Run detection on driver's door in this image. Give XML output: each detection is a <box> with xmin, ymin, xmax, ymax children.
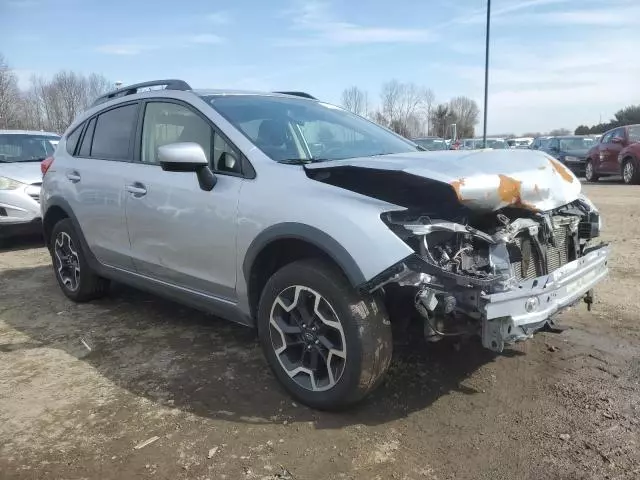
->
<box><xmin>124</xmin><ymin>100</ymin><xmax>244</xmax><ymax>301</ymax></box>
<box><xmin>602</xmin><ymin>128</ymin><xmax>626</xmax><ymax>174</ymax></box>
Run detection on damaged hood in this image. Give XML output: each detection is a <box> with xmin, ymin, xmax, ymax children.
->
<box><xmin>305</xmin><ymin>149</ymin><xmax>581</xmax><ymax>212</ymax></box>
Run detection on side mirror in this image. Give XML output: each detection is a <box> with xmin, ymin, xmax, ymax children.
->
<box><xmin>549</xmin><ymin>145</ymin><xmax>559</xmax><ymax>152</ymax></box>
<box><xmin>611</xmin><ymin>136</ymin><xmax>623</xmax><ymax>144</ymax></box>
<box><xmin>158</xmin><ymin>142</ymin><xmax>217</xmax><ymax>191</ymax></box>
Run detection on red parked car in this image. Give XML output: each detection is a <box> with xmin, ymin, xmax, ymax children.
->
<box><xmin>585</xmin><ymin>124</ymin><xmax>640</xmax><ymax>184</ymax></box>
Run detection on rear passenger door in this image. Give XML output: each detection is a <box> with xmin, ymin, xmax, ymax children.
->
<box><xmin>65</xmin><ymin>102</ymin><xmax>139</xmax><ymax>270</ymax></box>
<box><xmin>124</xmin><ymin>100</ymin><xmax>244</xmax><ymax>302</ymax></box>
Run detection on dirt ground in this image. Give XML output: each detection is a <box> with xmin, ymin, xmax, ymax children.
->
<box><xmin>1</xmin><ymin>181</ymin><xmax>639</xmax><ymax>480</ymax></box>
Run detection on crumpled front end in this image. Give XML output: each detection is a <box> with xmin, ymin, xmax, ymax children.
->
<box><xmin>367</xmin><ymin>195</ymin><xmax>610</xmax><ymax>352</ymax></box>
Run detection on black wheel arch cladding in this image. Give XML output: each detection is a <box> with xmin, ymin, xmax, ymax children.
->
<box><xmin>243</xmin><ymin>222</ymin><xmax>367</xmax><ymax>288</ymax></box>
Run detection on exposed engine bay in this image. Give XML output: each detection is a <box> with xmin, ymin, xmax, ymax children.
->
<box><xmin>368</xmin><ymin>197</ymin><xmax>606</xmax><ymax>351</ymax></box>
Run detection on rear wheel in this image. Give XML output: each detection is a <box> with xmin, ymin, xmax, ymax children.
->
<box><xmin>50</xmin><ymin>219</ymin><xmax>109</xmax><ymax>302</ymax></box>
<box><xmin>585</xmin><ymin>159</ymin><xmax>599</xmax><ymax>182</ymax></box>
<box><xmin>622</xmin><ymin>158</ymin><xmax>640</xmax><ymax>185</ymax></box>
<box><xmin>257</xmin><ymin>259</ymin><xmax>392</xmax><ymax>410</ymax></box>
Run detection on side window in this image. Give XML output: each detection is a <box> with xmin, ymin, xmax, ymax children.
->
<box><xmin>91</xmin><ymin>103</ymin><xmax>138</xmax><ymax>160</ymax></box>
<box><xmin>612</xmin><ymin>128</ymin><xmax>625</xmax><ymax>141</ymax></box>
<box><xmin>79</xmin><ymin>118</ymin><xmax>96</xmax><ymax>157</ymax></box>
<box><xmin>141</xmin><ymin>101</ymin><xmax>242</xmax><ymax>174</ymax></box>
<box><xmin>550</xmin><ymin>138</ymin><xmax>559</xmax><ymax>150</ymax></box>
<box><xmin>601</xmin><ymin>131</ymin><xmax>614</xmax><ymax>144</ymax></box>
<box><xmin>65</xmin><ymin>124</ymin><xmax>83</xmax><ymax>155</ymax></box>
<box><xmin>141</xmin><ymin>102</ymin><xmax>211</xmax><ymax>165</ymax></box>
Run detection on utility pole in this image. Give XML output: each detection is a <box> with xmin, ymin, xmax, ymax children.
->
<box><xmin>482</xmin><ymin>0</ymin><xmax>491</xmax><ymax>148</ymax></box>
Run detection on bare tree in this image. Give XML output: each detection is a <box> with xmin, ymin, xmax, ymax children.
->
<box><xmin>26</xmin><ymin>70</ymin><xmax>111</xmax><ymax>132</ymax></box>
<box><xmin>448</xmin><ymin>96</ymin><xmax>479</xmax><ymax>138</ymax></box>
<box><xmin>548</xmin><ymin>128</ymin><xmax>571</xmax><ymax>136</ymax></box>
<box><xmin>423</xmin><ymin>88</ymin><xmax>435</xmax><ymax>135</ymax></box>
<box><xmin>341</xmin><ymin>86</ymin><xmax>369</xmax><ymax>116</ymax></box>
<box><xmin>0</xmin><ymin>54</ymin><xmax>22</xmax><ymax>129</ymax></box>
<box><xmin>379</xmin><ymin>80</ymin><xmax>432</xmax><ymax>137</ymax></box>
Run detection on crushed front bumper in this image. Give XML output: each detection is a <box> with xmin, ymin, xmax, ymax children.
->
<box><xmin>480</xmin><ymin>243</ymin><xmax>610</xmax><ymax>351</ymax></box>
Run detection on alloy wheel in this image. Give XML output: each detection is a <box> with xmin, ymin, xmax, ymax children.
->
<box><xmin>585</xmin><ymin>161</ymin><xmax>594</xmax><ymax>181</ymax></box>
<box><xmin>54</xmin><ymin>232</ymin><xmax>81</xmax><ymax>291</ymax></box>
<box><xmin>623</xmin><ymin>161</ymin><xmax>634</xmax><ymax>184</ymax></box>
<box><xmin>269</xmin><ymin>285</ymin><xmax>347</xmax><ymax>392</ymax></box>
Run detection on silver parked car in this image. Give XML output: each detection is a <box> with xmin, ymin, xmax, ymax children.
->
<box><xmin>0</xmin><ymin>130</ymin><xmax>60</xmax><ymax>239</ymax></box>
<box><xmin>41</xmin><ymin>80</ymin><xmax>610</xmax><ymax>409</ymax></box>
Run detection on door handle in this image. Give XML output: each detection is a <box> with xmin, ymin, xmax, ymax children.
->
<box><xmin>125</xmin><ymin>182</ymin><xmax>147</xmax><ymax>197</ymax></box>
<box><xmin>66</xmin><ymin>171</ymin><xmax>81</xmax><ymax>183</ymax></box>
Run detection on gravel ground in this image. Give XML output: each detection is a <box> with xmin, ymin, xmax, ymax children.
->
<box><xmin>1</xmin><ymin>181</ymin><xmax>639</xmax><ymax>480</ymax></box>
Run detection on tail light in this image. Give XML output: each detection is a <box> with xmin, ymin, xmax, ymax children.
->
<box><xmin>41</xmin><ymin>156</ymin><xmax>54</xmax><ymax>176</ymax></box>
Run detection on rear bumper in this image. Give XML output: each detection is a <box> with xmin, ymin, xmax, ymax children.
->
<box><xmin>480</xmin><ymin>243</ymin><xmax>610</xmax><ymax>351</ymax></box>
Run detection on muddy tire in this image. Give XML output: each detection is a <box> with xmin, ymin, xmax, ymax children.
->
<box><xmin>257</xmin><ymin>259</ymin><xmax>392</xmax><ymax>410</ymax></box>
<box><xmin>622</xmin><ymin>158</ymin><xmax>640</xmax><ymax>185</ymax></box>
<box><xmin>50</xmin><ymin>218</ymin><xmax>109</xmax><ymax>302</ymax></box>
<box><xmin>585</xmin><ymin>159</ymin><xmax>599</xmax><ymax>182</ymax></box>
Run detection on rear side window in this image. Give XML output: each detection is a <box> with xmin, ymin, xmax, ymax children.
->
<box><xmin>66</xmin><ymin>125</ymin><xmax>83</xmax><ymax>155</ymax></box>
<box><xmin>91</xmin><ymin>103</ymin><xmax>138</xmax><ymax>160</ymax></box>
<box><xmin>79</xmin><ymin>118</ymin><xmax>96</xmax><ymax>157</ymax></box>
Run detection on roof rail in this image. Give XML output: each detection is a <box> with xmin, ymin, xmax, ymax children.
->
<box><xmin>91</xmin><ymin>79</ymin><xmax>192</xmax><ymax>107</ymax></box>
<box><xmin>274</xmin><ymin>91</ymin><xmax>317</xmax><ymax>100</ymax></box>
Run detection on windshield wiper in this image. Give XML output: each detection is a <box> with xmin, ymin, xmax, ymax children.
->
<box><xmin>277</xmin><ymin>158</ymin><xmax>328</xmax><ymax>165</ymax></box>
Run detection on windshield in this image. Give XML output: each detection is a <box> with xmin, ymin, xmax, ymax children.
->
<box><xmin>414</xmin><ymin>138</ymin><xmax>446</xmax><ymax>151</ymax></box>
<box><xmin>558</xmin><ymin>137</ymin><xmax>595</xmax><ymax>150</ymax></box>
<box><xmin>628</xmin><ymin>126</ymin><xmax>640</xmax><ymax>143</ymax></box>
<box><xmin>203</xmin><ymin>95</ymin><xmax>419</xmax><ymax>162</ymax></box>
<box><xmin>0</xmin><ymin>134</ymin><xmax>59</xmax><ymax>163</ymax></box>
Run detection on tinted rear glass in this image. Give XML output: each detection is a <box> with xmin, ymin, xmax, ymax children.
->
<box><xmin>66</xmin><ymin>125</ymin><xmax>83</xmax><ymax>155</ymax></box>
<box><xmin>79</xmin><ymin>118</ymin><xmax>96</xmax><ymax>157</ymax></box>
<box><xmin>91</xmin><ymin>104</ymin><xmax>138</xmax><ymax>160</ymax></box>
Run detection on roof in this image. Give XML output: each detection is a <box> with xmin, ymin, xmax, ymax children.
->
<box><xmin>0</xmin><ymin>129</ymin><xmax>60</xmax><ymax>137</ymax></box>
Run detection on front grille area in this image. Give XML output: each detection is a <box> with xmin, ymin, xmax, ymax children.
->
<box><xmin>511</xmin><ymin>219</ymin><xmax>572</xmax><ymax>281</ymax></box>
<box><xmin>546</xmin><ymin>225</ymin><xmax>569</xmax><ymax>273</ymax></box>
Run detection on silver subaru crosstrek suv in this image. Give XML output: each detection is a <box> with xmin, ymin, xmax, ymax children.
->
<box><xmin>41</xmin><ymin>80</ymin><xmax>610</xmax><ymax>409</ymax></box>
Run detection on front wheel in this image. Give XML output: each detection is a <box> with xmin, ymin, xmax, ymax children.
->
<box><xmin>257</xmin><ymin>259</ymin><xmax>393</xmax><ymax>410</ymax></box>
<box><xmin>622</xmin><ymin>159</ymin><xmax>640</xmax><ymax>185</ymax></box>
<box><xmin>585</xmin><ymin>159</ymin><xmax>599</xmax><ymax>182</ymax></box>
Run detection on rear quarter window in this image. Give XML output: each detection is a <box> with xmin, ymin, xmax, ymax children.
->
<box><xmin>65</xmin><ymin>125</ymin><xmax>83</xmax><ymax>155</ymax></box>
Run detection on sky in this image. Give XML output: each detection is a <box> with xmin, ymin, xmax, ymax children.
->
<box><xmin>1</xmin><ymin>0</ymin><xmax>638</xmax><ymax>135</ymax></box>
